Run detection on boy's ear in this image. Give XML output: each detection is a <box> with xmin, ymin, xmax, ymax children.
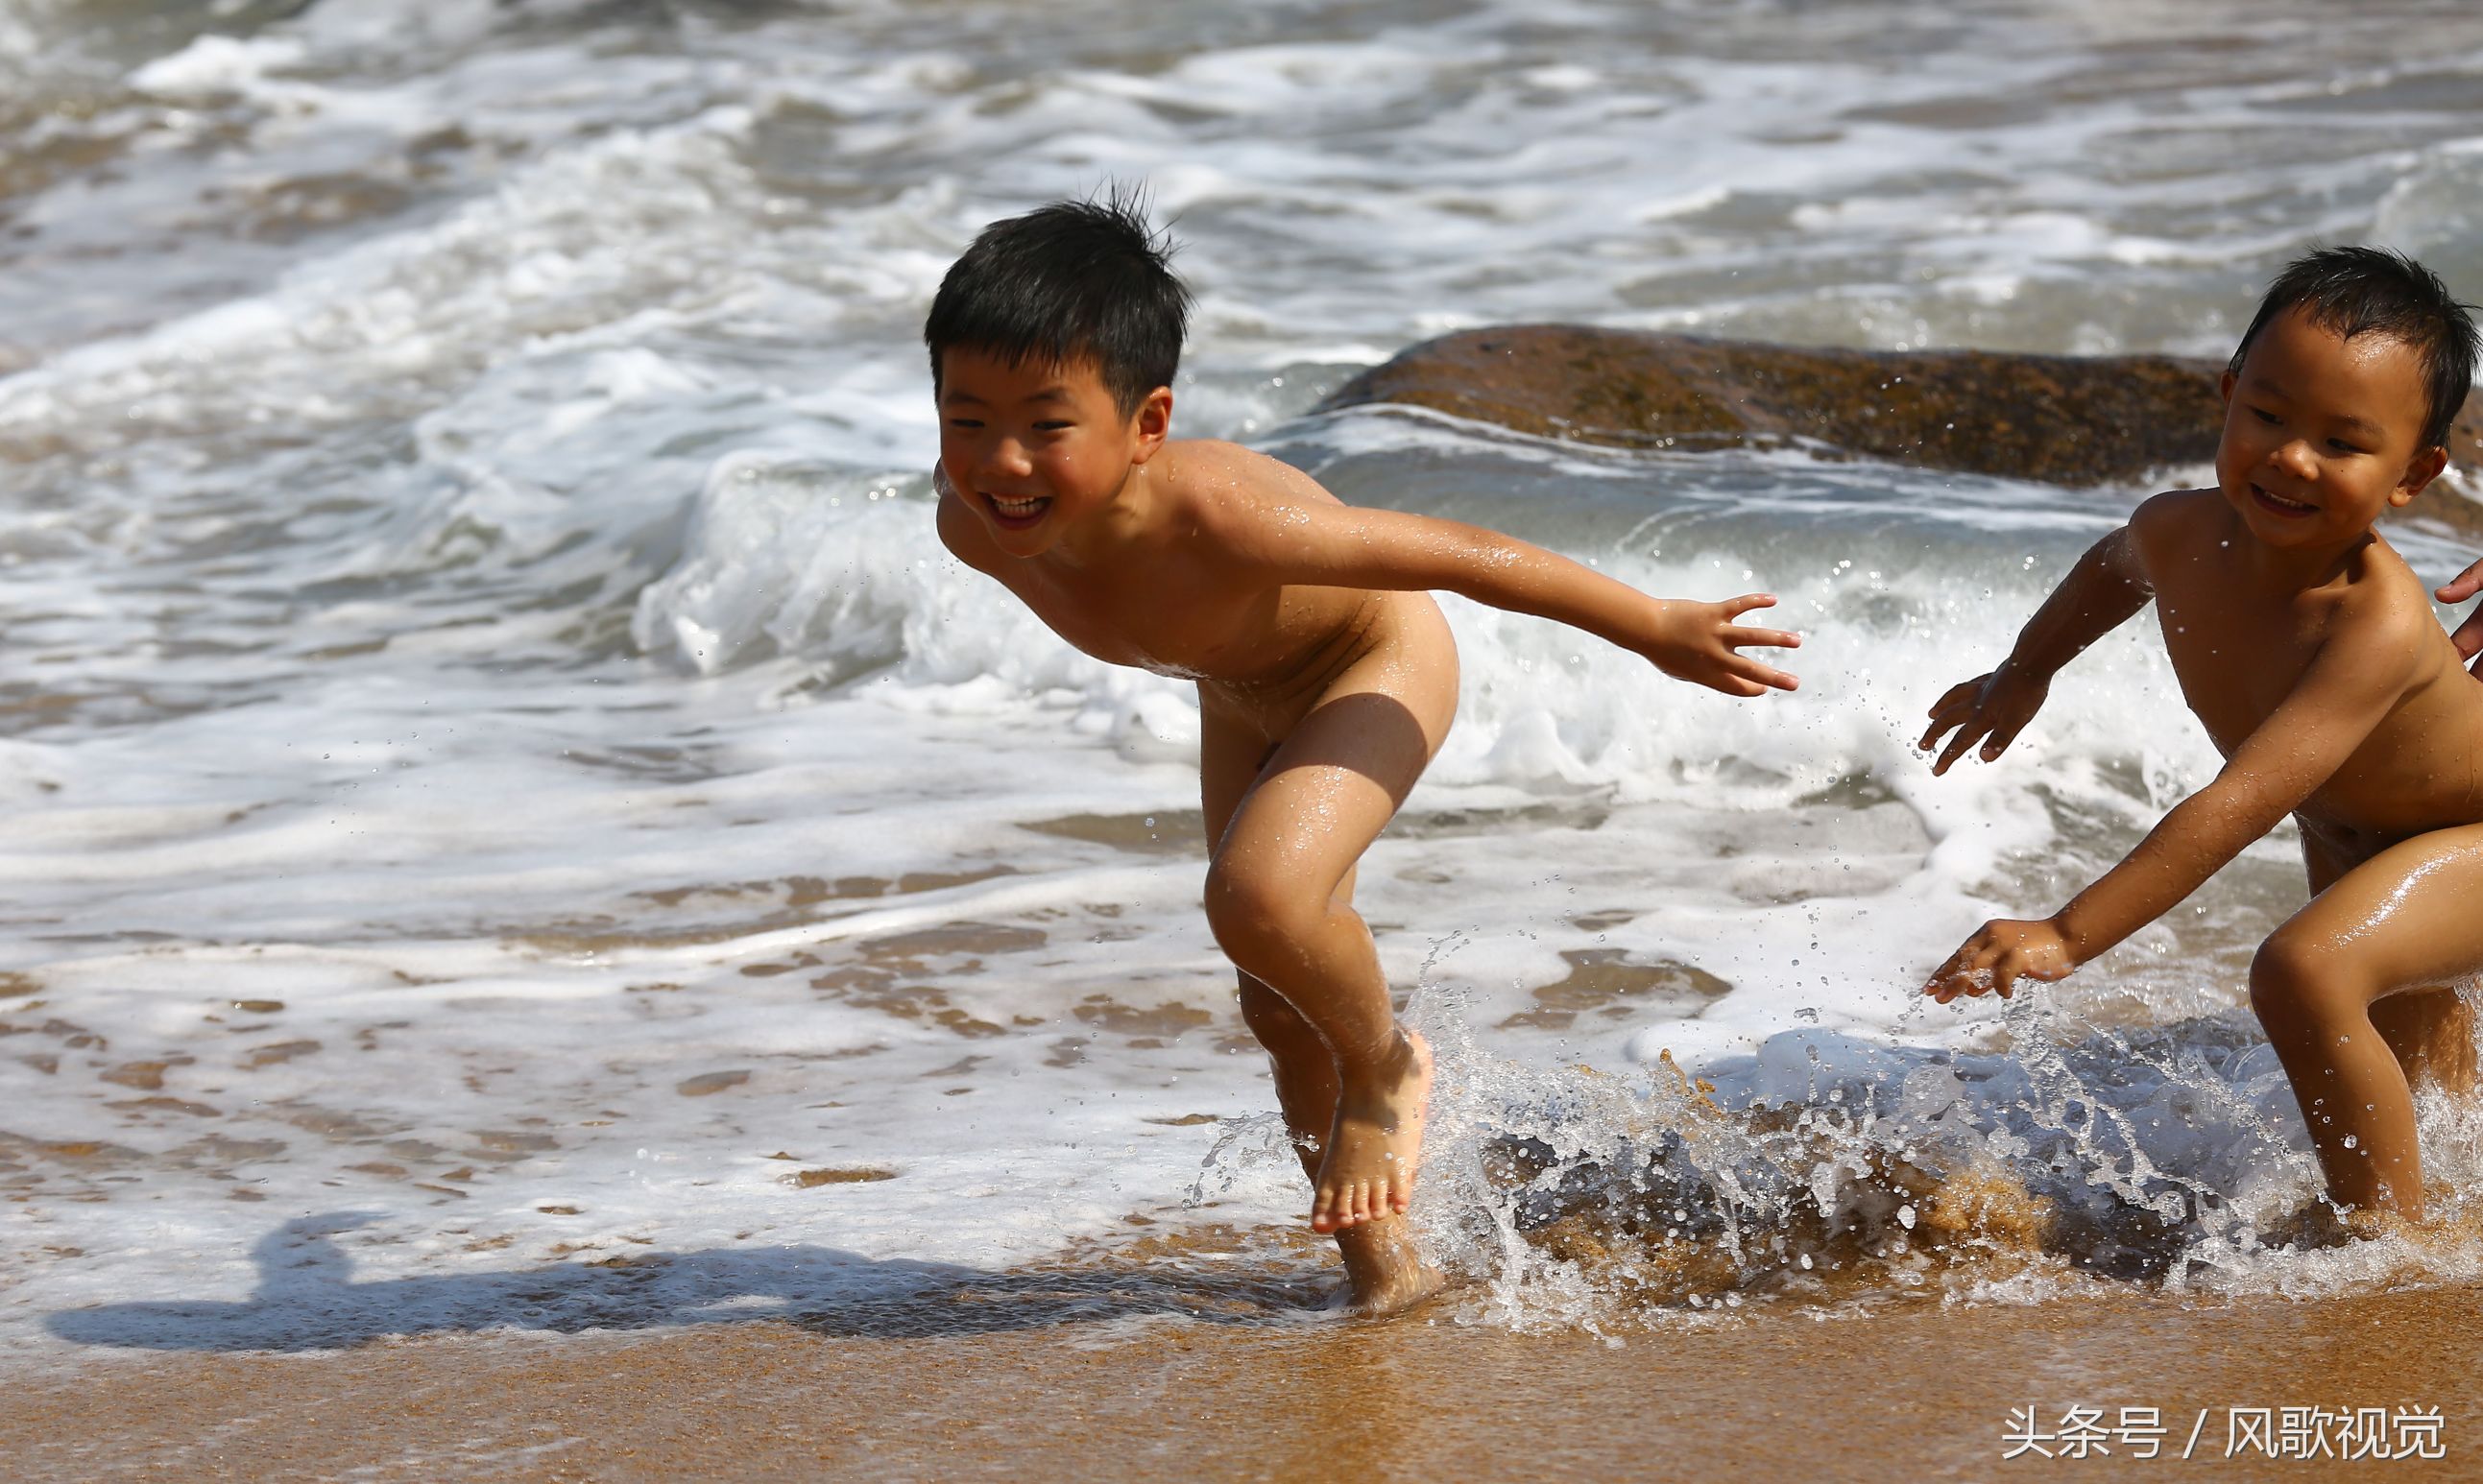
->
<box><xmin>2393</xmin><ymin>443</ymin><xmax>2449</xmax><ymax>506</ymax></box>
<box><xmin>1129</xmin><ymin>385</ymin><xmax>1173</xmax><ymax>465</ymax></box>
<box><xmin>2218</xmin><ymin>368</ymin><xmax>2236</xmax><ymax>407</ymax></box>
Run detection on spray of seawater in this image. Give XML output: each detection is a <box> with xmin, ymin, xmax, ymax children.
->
<box><xmin>1182</xmin><ymin>965</ymin><xmax>2483</xmax><ymax>1332</ymax></box>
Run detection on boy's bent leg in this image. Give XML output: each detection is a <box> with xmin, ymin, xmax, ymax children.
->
<box><xmin>2253</xmin><ymin>824</ymin><xmax>2483</xmax><ymax>1217</ymax></box>
<box><xmin>2371</xmin><ymin>990</ymin><xmax>2477</xmax><ymax>1097</ymax></box>
<box><xmin>1202</xmin><ymin>707</ymin><xmax>1341</xmax><ymax>1169</ymax></box>
<box><xmin>1203</xmin><ymin>704</ymin><xmax>1443</xmax><ymax>1311</ymax></box>
<box><xmin>1201</xmin><ymin>632</ymin><xmax>1457</xmax><ymax>1236</ymax></box>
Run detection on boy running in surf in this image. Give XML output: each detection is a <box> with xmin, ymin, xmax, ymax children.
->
<box><xmin>1921</xmin><ymin>247</ymin><xmax>2482</xmax><ymax>1223</ymax></box>
<box><xmin>927</xmin><ymin>196</ymin><xmax>1800</xmax><ymax>1311</ymax></box>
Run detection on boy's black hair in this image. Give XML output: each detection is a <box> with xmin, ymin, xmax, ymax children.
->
<box><xmin>926</xmin><ymin>189</ymin><xmax>1191</xmax><ymax>418</ymax></box>
<box><xmin>2229</xmin><ymin>245</ymin><xmax>2479</xmax><ymax>452</ymax></box>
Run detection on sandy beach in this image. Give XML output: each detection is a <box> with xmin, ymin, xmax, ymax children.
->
<box><xmin>8</xmin><ymin>1274</ymin><xmax>2477</xmax><ymax>1481</ymax></box>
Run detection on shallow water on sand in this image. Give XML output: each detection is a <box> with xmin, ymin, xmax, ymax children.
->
<box><xmin>6</xmin><ymin>0</ymin><xmax>2483</xmax><ymax>1368</ymax></box>
<box><xmin>13</xmin><ymin>1284</ymin><xmax>2483</xmax><ymax>1480</ymax></box>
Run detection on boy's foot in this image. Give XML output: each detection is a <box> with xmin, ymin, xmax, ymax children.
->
<box><xmin>1337</xmin><ymin>1217</ymin><xmax>1446</xmax><ymax>1317</ymax></box>
<box><xmin>1310</xmin><ymin>1029</ymin><xmax>1433</xmax><ymax>1234</ymax></box>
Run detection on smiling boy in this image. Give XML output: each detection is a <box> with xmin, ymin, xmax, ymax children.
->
<box><xmin>1920</xmin><ymin>247</ymin><xmax>2483</xmax><ymax>1222</ymax></box>
<box><xmin>926</xmin><ymin>197</ymin><xmax>1800</xmax><ymax>1311</ymax></box>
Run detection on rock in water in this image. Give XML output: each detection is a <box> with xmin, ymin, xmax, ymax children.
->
<box><xmin>1314</xmin><ymin>325</ymin><xmax>2483</xmax><ymax>494</ymax></box>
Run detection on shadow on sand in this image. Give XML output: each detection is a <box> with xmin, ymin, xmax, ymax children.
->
<box><xmin>48</xmin><ymin>1213</ymin><xmax>1330</xmax><ymax>1352</ymax></box>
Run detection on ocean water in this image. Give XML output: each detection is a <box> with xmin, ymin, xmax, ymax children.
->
<box><xmin>6</xmin><ymin>0</ymin><xmax>2483</xmax><ymax>1353</ymax></box>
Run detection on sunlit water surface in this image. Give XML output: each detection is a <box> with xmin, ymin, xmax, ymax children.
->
<box><xmin>6</xmin><ymin>0</ymin><xmax>2483</xmax><ymax>1352</ymax></box>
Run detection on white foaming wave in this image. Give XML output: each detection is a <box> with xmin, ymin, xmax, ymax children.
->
<box><xmin>632</xmin><ymin>451</ymin><xmax>932</xmax><ymax>681</ymax></box>
<box><xmin>2375</xmin><ymin>134</ymin><xmax>2483</xmax><ymax>291</ymax></box>
<box><xmin>633</xmin><ymin>440</ymin><xmax>2217</xmax><ymax>851</ymax></box>
<box><xmin>0</xmin><ymin>108</ymin><xmax>758</xmax><ymax>448</ymax></box>
<box><xmin>125</xmin><ymin>33</ymin><xmax>306</xmax><ymax>97</ymax></box>
<box><xmin>631</xmin><ymin>457</ymin><xmax>1199</xmax><ymax>750</ymax></box>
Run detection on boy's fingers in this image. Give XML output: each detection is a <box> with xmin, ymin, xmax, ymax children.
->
<box><xmin>1933</xmin><ymin>723</ymin><xmax>1989</xmax><ymax>776</ymax></box>
<box><xmin>1922</xmin><ymin>677</ymin><xmax>1988</xmax><ymax>730</ymax></box>
<box><xmin>1920</xmin><ymin>689</ymin><xmax>1982</xmax><ymax>751</ymax></box>
<box><xmin>1724</xmin><ymin>626</ymin><xmax>1801</xmax><ymax>650</ymax></box>
<box><xmin>1723</xmin><ymin>592</ymin><xmax>1778</xmax><ymax>616</ymax></box>
<box><xmin>2451</xmin><ymin>610</ymin><xmax>2483</xmax><ymax>661</ymax></box>
<box><xmin>2436</xmin><ymin>559</ymin><xmax>2483</xmax><ymax>603</ymax></box>
<box><xmin>1989</xmin><ymin>957</ymin><xmax>2018</xmax><ymax>997</ymax></box>
<box><xmin>1734</xmin><ymin>658</ymin><xmax>1799</xmax><ymax>690</ymax></box>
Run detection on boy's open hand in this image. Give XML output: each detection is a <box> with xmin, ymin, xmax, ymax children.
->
<box><xmin>1922</xmin><ymin>917</ymin><xmax>2077</xmax><ymax>1003</ymax></box>
<box><xmin>1642</xmin><ymin>593</ymin><xmax>1800</xmax><ymax>697</ymax></box>
<box><xmin>1920</xmin><ymin>663</ymin><xmax>2049</xmax><ymax>775</ymax></box>
<box><xmin>2435</xmin><ymin>558</ymin><xmax>2483</xmax><ymax>676</ymax></box>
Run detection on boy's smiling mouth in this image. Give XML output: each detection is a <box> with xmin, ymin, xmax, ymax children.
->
<box><xmin>2248</xmin><ymin>482</ymin><xmax>2318</xmax><ymax>518</ymax></box>
<box><xmin>985</xmin><ymin>491</ymin><xmax>1052</xmax><ymax>529</ymax></box>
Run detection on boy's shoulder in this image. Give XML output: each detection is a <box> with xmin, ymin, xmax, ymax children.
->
<box><xmin>1161</xmin><ymin>437</ymin><xmax>1322</xmax><ymax>491</ymax></box>
<box><xmin>2328</xmin><ymin>534</ymin><xmax>2443</xmax><ymax>637</ymax></box>
<box><xmin>1156</xmin><ymin>439</ymin><xmax>1339</xmax><ymax>528</ymax></box>
<box><xmin>2128</xmin><ymin>486</ymin><xmax>2221</xmax><ymax>539</ymax></box>
<box><xmin>2122</xmin><ymin>487</ymin><xmax>2223</xmax><ymax>574</ymax></box>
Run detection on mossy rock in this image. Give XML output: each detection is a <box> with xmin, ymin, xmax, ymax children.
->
<box><xmin>1314</xmin><ymin>326</ymin><xmax>2483</xmax><ymax>528</ymax></box>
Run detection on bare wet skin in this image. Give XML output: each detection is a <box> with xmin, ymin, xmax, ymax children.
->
<box><xmin>9</xmin><ymin>1282</ymin><xmax>2480</xmax><ymax>1481</ymax></box>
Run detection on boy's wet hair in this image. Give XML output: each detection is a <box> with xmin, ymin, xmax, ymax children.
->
<box><xmin>2230</xmin><ymin>245</ymin><xmax>2479</xmax><ymax>451</ymax></box>
<box><xmin>926</xmin><ymin>189</ymin><xmax>1192</xmax><ymax>418</ymax></box>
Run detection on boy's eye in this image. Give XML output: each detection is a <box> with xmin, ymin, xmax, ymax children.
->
<box><xmin>1033</xmin><ymin>420</ymin><xmax>1073</xmax><ymax>432</ymax></box>
<box><xmin>2326</xmin><ymin>440</ymin><xmax>2365</xmax><ymax>456</ymax></box>
<box><xmin>946</xmin><ymin>418</ymin><xmax>985</xmax><ymax>429</ymax></box>
<box><xmin>2249</xmin><ymin>407</ymin><xmax>2279</xmax><ymax>425</ymax></box>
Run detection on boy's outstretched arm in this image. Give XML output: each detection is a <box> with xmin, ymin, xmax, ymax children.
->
<box><xmin>1922</xmin><ymin>610</ymin><xmax>2423</xmax><ymax>1002</ymax></box>
<box><xmin>1227</xmin><ymin>477</ymin><xmax>1798</xmax><ymax>696</ymax></box>
<box><xmin>1919</xmin><ymin>522</ymin><xmax>2155</xmax><ymax>775</ymax></box>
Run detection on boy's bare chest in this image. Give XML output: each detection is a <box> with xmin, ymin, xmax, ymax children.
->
<box><xmin>2156</xmin><ymin>573</ymin><xmax>2483</xmax><ymax>833</ymax></box>
<box><xmin>1001</xmin><ymin>560</ymin><xmax>1354</xmax><ymax>685</ymax></box>
<box><xmin>2153</xmin><ymin>585</ymin><xmax>2320</xmax><ymax>755</ymax></box>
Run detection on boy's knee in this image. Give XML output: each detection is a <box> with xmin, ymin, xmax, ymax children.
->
<box><xmin>2249</xmin><ymin>932</ymin><xmax>2359</xmax><ymax>1029</ymax></box>
<box><xmin>1203</xmin><ymin>862</ymin><xmax>1321</xmax><ymax>974</ymax></box>
<box><xmin>1234</xmin><ymin>975</ymin><xmax>1309</xmax><ymax>1040</ymax></box>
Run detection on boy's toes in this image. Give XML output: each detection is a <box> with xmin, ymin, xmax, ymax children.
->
<box><xmin>1311</xmin><ymin>1188</ymin><xmax>1342</xmax><ymax>1233</ymax></box>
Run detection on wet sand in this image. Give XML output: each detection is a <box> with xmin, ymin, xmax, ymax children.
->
<box><xmin>8</xmin><ymin>1281</ymin><xmax>2478</xmax><ymax>1481</ymax></box>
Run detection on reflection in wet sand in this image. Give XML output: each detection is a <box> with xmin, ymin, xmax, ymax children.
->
<box><xmin>1497</xmin><ymin>949</ymin><xmax>1731</xmax><ymax>1031</ymax></box>
<box><xmin>1021</xmin><ymin>810</ymin><xmax>1205</xmax><ymax>855</ymax></box>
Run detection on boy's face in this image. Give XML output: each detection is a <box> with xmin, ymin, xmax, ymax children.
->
<box><xmin>2216</xmin><ymin>305</ymin><xmax>2447</xmax><ymax>550</ymax></box>
<box><xmin>937</xmin><ymin>347</ymin><xmax>1169</xmax><ymax>559</ymax></box>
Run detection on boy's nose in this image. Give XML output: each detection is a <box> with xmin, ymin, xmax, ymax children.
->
<box><xmin>979</xmin><ymin>438</ymin><xmax>1034</xmax><ymax>479</ymax></box>
<box><xmin>2271</xmin><ymin>439</ymin><xmax>2320</xmax><ymax>480</ymax></box>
